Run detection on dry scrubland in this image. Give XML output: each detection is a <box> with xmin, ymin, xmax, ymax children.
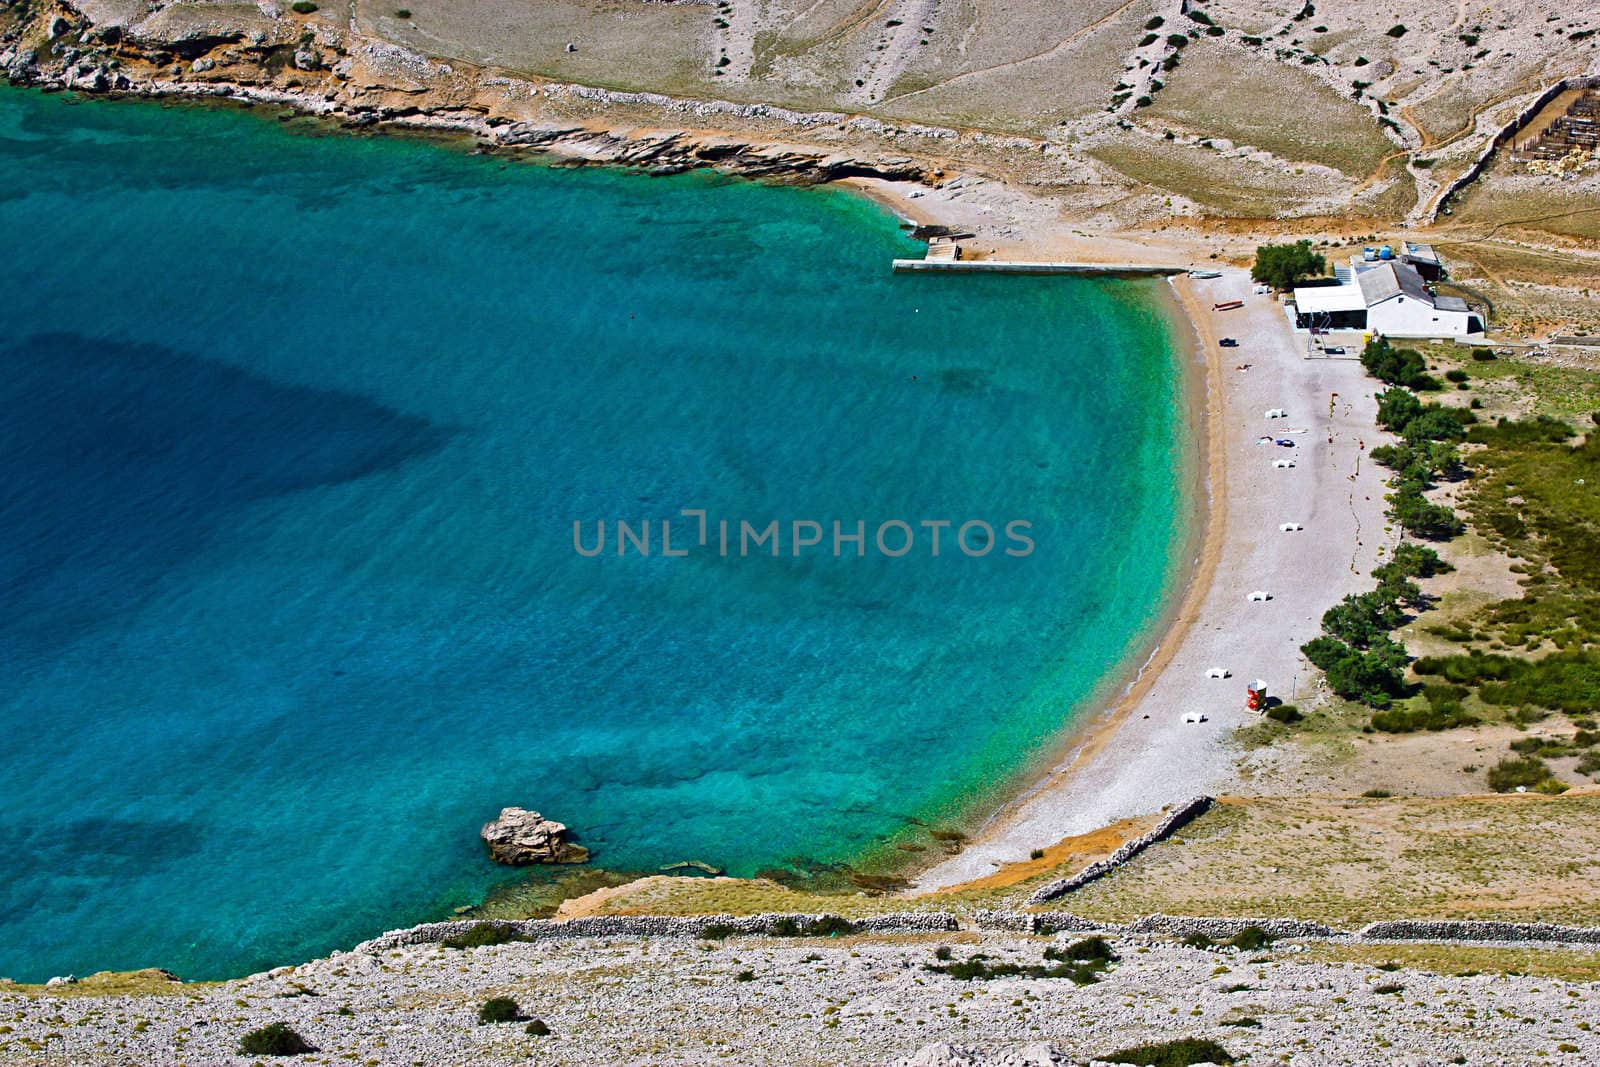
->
<box><xmin>1052</xmin><ymin>794</ymin><xmax>1600</xmax><ymax>926</ymax></box>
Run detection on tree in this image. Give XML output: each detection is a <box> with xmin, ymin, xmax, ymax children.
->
<box><xmin>1251</xmin><ymin>240</ymin><xmax>1327</xmax><ymax>289</ymax></box>
<box><xmin>1389</xmin><ymin>491</ymin><xmax>1466</xmax><ymax>540</ymax></box>
<box><xmin>1324</xmin><ymin>635</ymin><xmax>1410</xmax><ymax>706</ymax></box>
<box><xmin>1321</xmin><ymin>593</ymin><xmax>1399</xmax><ymax>648</ymax></box>
<box><xmin>1401</xmin><ymin>407</ymin><xmax>1469</xmax><ymax>444</ymax></box>
<box><xmin>1373</xmin><ymin>542</ymin><xmax>1452</xmax><ymax>582</ymax></box>
<box><xmin>1361</xmin><ymin>336</ymin><xmax>1431</xmax><ymax>389</ymax></box>
<box><xmin>1375</xmin><ymin>388</ymin><xmax>1423</xmax><ymax>432</ymax></box>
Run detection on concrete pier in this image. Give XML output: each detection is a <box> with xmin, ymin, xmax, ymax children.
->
<box><xmin>892</xmin><ymin>258</ymin><xmax>1187</xmax><ymax>277</ymax></box>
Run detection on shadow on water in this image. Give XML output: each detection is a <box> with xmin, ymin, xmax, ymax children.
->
<box><xmin>0</xmin><ymin>331</ymin><xmax>451</xmax><ymax>656</ymax></box>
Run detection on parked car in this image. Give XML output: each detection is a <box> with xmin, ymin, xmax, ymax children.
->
<box><xmin>1219</xmin><ymin>337</ymin><xmax>1239</xmax><ymax>347</ymax></box>
<box><xmin>1275</xmin><ymin>439</ymin><xmax>1295</xmax><ymax>447</ymax></box>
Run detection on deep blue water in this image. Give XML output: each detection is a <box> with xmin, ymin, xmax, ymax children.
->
<box><xmin>0</xmin><ymin>86</ymin><xmax>1189</xmax><ymax>982</ymax></box>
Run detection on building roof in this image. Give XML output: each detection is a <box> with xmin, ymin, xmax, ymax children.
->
<box><xmin>1357</xmin><ymin>262</ymin><xmax>1433</xmax><ymax>306</ymax></box>
<box><xmin>1402</xmin><ymin>242</ymin><xmax>1440</xmax><ymax>265</ymax></box>
<box><xmin>1434</xmin><ymin>295</ymin><xmax>1469</xmax><ymax>312</ymax></box>
<box><xmin>1292</xmin><ymin>284</ymin><xmax>1367</xmax><ymax>314</ymax></box>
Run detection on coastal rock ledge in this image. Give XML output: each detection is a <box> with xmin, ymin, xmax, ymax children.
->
<box><xmin>479</xmin><ymin>807</ymin><xmax>590</xmax><ymax>866</ymax></box>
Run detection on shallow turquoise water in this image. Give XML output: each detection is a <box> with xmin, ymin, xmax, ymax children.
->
<box><xmin>0</xmin><ymin>87</ymin><xmax>1189</xmax><ymax>982</ymax></box>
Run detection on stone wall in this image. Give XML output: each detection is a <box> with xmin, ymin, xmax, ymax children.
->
<box><xmin>1359</xmin><ymin>920</ymin><xmax>1600</xmax><ymax>945</ymax></box>
<box><xmin>1024</xmin><ymin>795</ymin><xmax>1214</xmax><ymax>905</ymax></box>
<box><xmin>351</xmin><ymin>911</ymin><xmax>960</xmax><ymax>954</ymax></box>
<box><xmin>1126</xmin><ymin>914</ymin><xmax>1344</xmax><ymax>940</ymax></box>
<box><xmin>972</xmin><ymin>910</ymin><xmax>1109</xmax><ymax>935</ymax></box>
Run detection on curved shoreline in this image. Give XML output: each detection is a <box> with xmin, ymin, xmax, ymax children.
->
<box><xmin>1</xmin><ymin>34</ymin><xmax>1389</xmax><ymax>972</ymax></box>
<box><xmin>904</xmin><ymin>273</ymin><xmax>1226</xmax><ymax>892</ymax></box>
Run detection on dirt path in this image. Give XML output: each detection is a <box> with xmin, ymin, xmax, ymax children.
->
<box><xmin>848</xmin><ymin>0</ymin><xmax>943</xmax><ymax>103</ymax></box>
<box><xmin>876</xmin><ymin>0</ymin><xmax>1144</xmax><ymax>107</ymax></box>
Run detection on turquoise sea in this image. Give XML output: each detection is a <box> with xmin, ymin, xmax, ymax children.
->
<box><xmin>0</xmin><ymin>86</ymin><xmax>1189</xmax><ymax>982</ymax></box>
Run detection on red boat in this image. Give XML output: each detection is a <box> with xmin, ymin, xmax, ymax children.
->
<box><xmin>1212</xmin><ymin>300</ymin><xmax>1244</xmax><ymax>311</ymax></box>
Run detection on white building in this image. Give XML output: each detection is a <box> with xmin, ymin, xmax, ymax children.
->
<box><xmin>1292</xmin><ymin>260</ymin><xmax>1482</xmax><ymax>338</ymax></box>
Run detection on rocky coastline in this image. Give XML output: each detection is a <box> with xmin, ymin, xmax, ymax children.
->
<box><xmin>0</xmin><ymin>0</ymin><xmax>942</xmax><ymax>189</ymax></box>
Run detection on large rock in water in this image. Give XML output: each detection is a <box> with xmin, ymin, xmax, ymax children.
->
<box><xmin>479</xmin><ymin>808</ymin><xmax>590</xmax><ymax>866</ymax></box>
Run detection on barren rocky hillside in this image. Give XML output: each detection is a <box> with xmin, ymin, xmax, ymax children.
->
<box><xmin>4</xmin><ymin>0</ymin><xmax>1597</xmax><ymax>228</ymax></box>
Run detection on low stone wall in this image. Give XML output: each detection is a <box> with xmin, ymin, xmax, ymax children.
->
<box><xmin>352</xmin><ymin>911</ymin><xmax>960</xmax><ymax>954</ymax></box>
<box><xmin>972</xmin><ymin>910</ymin><xmax>1110</xmax><ymax>934</ymax></box>
<box><xmin>1359</xmin><ymin>920</ymin><xmax>1600</xmax><ymax>945</ymax></box>
<box><xmin>347</xmin><ymin>907</ymin><xmax>1600</xmax><ymax>960</ymax></box>
<box><xmin>1127</xmin><ymin>914</ymin><xmax>1345</xmax><ymax>941</ymax></box>
<box><xmin>1024</xmin><ymin>795</ymin><xmax>1214</xmax><ymax>905</ymax></box>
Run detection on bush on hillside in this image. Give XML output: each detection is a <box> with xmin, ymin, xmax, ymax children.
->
<box><xmin>442</xmin><ymin>923</ymin><xmax>524</xmax><ymax>950</ymax></box>
<box><xmin>238</xmin><ymin>1023</ymin><xmax>314</xmax><ymax>1056</ymax></box>
<box><xmin>1486</xmin><ymin>756</ymin><xmax>1554</xmax><ymax>793</ymax></box>
<box><xmin>477</xmin><ymin>997</ymin><xmax>522</xmax><ymax>1024</ymax></box>
<box><xmin>1104</xmin><ymin>1037</ymin><xmax>1236</xmax><ymax>1065</ymax></box>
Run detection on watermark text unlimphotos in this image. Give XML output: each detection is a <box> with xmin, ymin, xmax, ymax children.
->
<box><xmin>573</xmin><ymin>510</ymin><xmax>1033</xmax><ymax>559</ymax></box>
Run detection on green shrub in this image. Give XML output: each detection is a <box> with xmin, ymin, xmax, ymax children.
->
<box><xmin>699</xmin><ymin>922</ymin><xmax>739</xmax><ymax>939</ymax></box>
<box><xmin>1104</xmin><ymin>1038</ymin><xmax>1236</xmax><ymax>1065</ymax></box>
<box><xmin>290</xmin><ymin>0</ymin><xmax>318</xmax><ymax>12</ymax></box>
<box><xmin>768</xmin><ymin>915</ymin><xmax>853</xmax><ymax>937</ymax></box>
<box><xmin>1145</xmin><ymin>15</ymin><xmax>1164</xmax><ymax>29</ymax></box>
<box><xmin>1445</xmin><ymin>369</ymin><xmax>1468</xmax><ymax>383</ymax></box>
<box><xmin>1373</xmin><ymin>982</ymin><xmax>1404</xmax><ymax>994</ymax></box>
<box><xmin>1220</xmin><ymin>1016</ymin><xmax>1261</xmax><ymax>1027</ymax></box>
<box><xmin>928</xmin><ymin>945</ymin><xmax>1114</xmax><ymax>984</ymax></box>
<box><xmin>1045</xmin><ymin>936</ymin><xmax>1117</xmax><ymax>963</ymax></box>
<box><xmin>1361</xmin><ymin>788</ymin><xmax>1392</xmax><ymax>797</ymax></box>
<box><xmin>1389</xmin><ymin>490</ymin><xmax>1465</xmax><ymax>540</ymax></box>
<box><xmin>1373</xmin><ymin>543</ymin><xmax>1452</xmax><ymax>582</ymax></box>
<box><xmin>1301</xmin><ymin>634</ymin><xmax>1408</xmax><ymax>707</ymax></box>
<box><xmin>442</xmin><ymin>923</ymin><xmax>524</xmax><ymax>950</ymax></box>
<box><xmin>394</xmin><ymin>7</ymin><xmax>411</xmax><ymax>16</ymax></box>
<box><xmin>1370</xmin><ymin>699</ymin><xmax>1476</xmax><ymax>733</ymax></box>
<box><xmin>807</xmin><ymin>915</ymin><xmax>853</xmax><ymax>936</ymax></box>
<box><xmin>1029</xmin><ymin>847</ymin><xmax>1045</xmax><ymax>859</ymax></box>
<box><xmin>1265</xmin><ymin>704</ymin><xmax>1301</xmax><ymax>723</ymax></box>
<box><xmin>1471</xmin><ymin>347</ymin><xmax>1497</xmax><ymax>361</ymax></box>
<box><xmin>1486</xmin><ymin>756</ymin><xmax>1552</xmax><ymax>793</ymax></box>
<box><xmin>525</xmin><ymin>1019</ymin><xmax>550</xmax><ymax>1036</ymax></box>
<box><xmin>1386</xmin><ymin>24</ymin><xmax>1407</xmax><ymax>37</ymax></box>
<box><xmin>1229</xmin><ymin>926</ymin><xmax>1273</xmax><ymax>951</ymax></box>
<box><xmin>238</xmin><ymin>1023</ymin><xmax>314</xmax><ymax>1056</ymax></box>
<box><xmin>477</xmin><ymin>997</ymin><xmax>521</xmax><ymax>1024</ymax></box>
<box><xmin>735</xmin><ymin>969</ymin><xmax>756</xmax><ymax>981</ymax></box>
<box><xmin>1180</xmin><ymin>933</ymin><xmax>1214</xmax><ymax>949</ymax></box>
